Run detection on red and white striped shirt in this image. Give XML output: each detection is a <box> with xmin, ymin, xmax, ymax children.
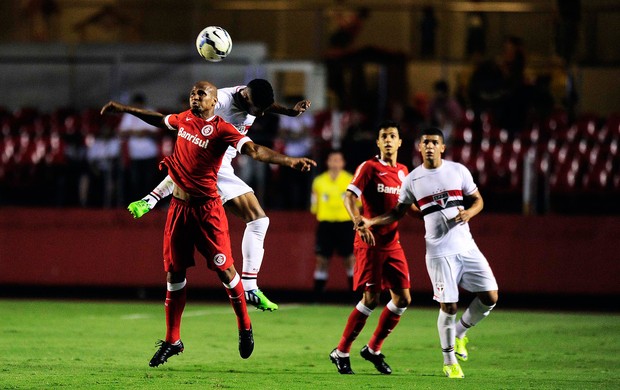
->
<box><xmin>399</xmin><ymin>160</ymin><xmax>478</xmax><ymax>257</ymax></box>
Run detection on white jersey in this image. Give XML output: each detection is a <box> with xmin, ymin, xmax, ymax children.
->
<box><xmin>399</xmin><ymin>160</ymin><xmax>478</xmax><ymax>257</ymax></box>
<box><xmin>216</xmin><ymin>86</ymin><xmax>256</xmax><ymax>167</ymax></box>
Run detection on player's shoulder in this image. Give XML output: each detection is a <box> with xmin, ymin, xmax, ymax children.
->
<box><xmin>443</xmin><ymin>159</ymin><xmax>469</xmax><ymax>173</ymax></box>
<box><xmin>217</xmin><ymin>86</ymin><xmax>243</xmax><ymax>95</ymax></box>
<box><xmin>213</xmin><ymin>115</ymin><xmax>237</xmax><ymax>129</ymax></box>
<box><xmin>164</xmin><ymin>109</ymin><xmax>190</xmax><ymax>127</ymax></box>
<box><xmin>442</xmin><ymin>159</ymin><xmax>459</xmax><ymax>167</ymax></box>
<box><xmin>365</xmin><ymin>156</ymin><xmax>383</xmax><ymax>169</ymax></box>
<box><xmin>314</xmin><ymin>171</ymin><xmax>329</xmax><ymax>182</ymax></box>
<box><xmin>216</xmin><ymin>86</ymin><xmax>242</xmax><ymax>107</ymax></box>
<box><xmin>410</xmin><ymin>163</ymin><xmax>427</xmax><ymax>177</ymax></box>
<box><xmin>395</xmin><ymin>162</ymin><xmax>409</xmax><ymax>173</ymax></box>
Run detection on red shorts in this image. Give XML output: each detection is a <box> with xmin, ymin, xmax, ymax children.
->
<box><xmin>353</xmin><ymin>246</ymin><xmax>410</xmax><ymax>292</ymax></box>
<box><xmin>163</xmin><ymin>197</ymin><xmax>234</xmax><ymax>273</ymax></box>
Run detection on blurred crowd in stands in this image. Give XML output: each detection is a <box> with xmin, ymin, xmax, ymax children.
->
<box><xmin>1</xmin><ymin>89</ymin><xmax>618</xmax><ymax>214</ymax></box>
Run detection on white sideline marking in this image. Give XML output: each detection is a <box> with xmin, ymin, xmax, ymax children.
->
<box><xmin>121</xmin><ymin>303</ymin><xmax>301</xmax><ymax>320</ymax></box>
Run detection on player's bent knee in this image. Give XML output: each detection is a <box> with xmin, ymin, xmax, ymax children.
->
<box><xmin>399</xmin><ymin>295</ymin><xmax>412</xmax><ymax>307</ymax></box>
<box><xmin>479</xmin><ymin>290</ymin><xmax>499</xmax><ymax>306</ymax></box>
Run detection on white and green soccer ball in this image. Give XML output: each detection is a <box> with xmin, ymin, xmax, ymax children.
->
<box><xmin>195</xmin><ymin>26</ymin><xmax>232</xmax><ymax>62</ymax></box>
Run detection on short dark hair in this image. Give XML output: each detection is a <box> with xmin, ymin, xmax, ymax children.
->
<box><xmin>419</xmin><ymin>127</ymin><xmax>445</xmax><ymax>142</ymax></box>
<box><xmin>377</xmin><ymin>120</ymin><xmax>400</xmax><ymax>136</ymax></box>
<box><xmin>326</xmin><ymin>148</ymin><xmax>344</xmax><ymax>158</ymax></box>
<box><xmin>247</xmin><ymin>79</ymin><xmax>275</xmax><ymax>110</ymax></box>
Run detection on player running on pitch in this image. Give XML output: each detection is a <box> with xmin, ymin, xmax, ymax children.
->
<box><xmin>127</xmin><ymin>79</ymin><xmax>311</xmax><ymax>311</ymax></box>
<box><xmin>358</xmin><ymin>127</ymin><xmax>499</xmax><ymax>379</ymax></box>
<box><xmin>329</xmin><ymin>120</ymin><xmax>412</xmax><ymax>375</ymax></box>
<box><xmin>101</xmin><ymin>80</ymin><xmax>315</xmax><ymax>367</ymax></box>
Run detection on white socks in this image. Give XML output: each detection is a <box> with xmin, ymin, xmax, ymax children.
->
<box><xmin>438</xmin><ymin>309</ymin><xmax>457</xmax><ymax>365</ymax></box>
<box><xmin>313</xmin><ymin>269</ymin><xmax>328</xmax><ymax>281</ymax></box>
<box><xmin>241</xmin><ymin>217</ymin><xmax>270</xmax><ymax>291</ymax></box>
<box><xmin>223</xmin><ymin>273</ymin><xmax>241</xmax><ymax>289</ymax></box>
<box><xmin>167</xmin><ymin>279</ymin><xmax>187</xmax><ymax>292</ymax></box>
<box><xmin>144</xmin><ymin>175</ymin><xmax>175</xmax><ymax>208</ymax></box>
<box><xmin>455</xmin><ymin>297</ymin><xmax>496</xmax><ymax>338</ymax></box>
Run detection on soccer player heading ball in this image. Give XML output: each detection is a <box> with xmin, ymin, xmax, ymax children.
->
<box><xmin>127</xmin><ymin>79</ymin><xmax>312</xmax><ymax>312</ymax></box>
<box><xmin>101</xmin><ymin>81</ymin><xmax>315</xmax><ymax>367</ymax></box>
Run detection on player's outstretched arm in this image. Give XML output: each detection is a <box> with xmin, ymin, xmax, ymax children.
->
<box><xmin>100</xmin><ymin>101</ymin><xmax>167</xmax><ymax>129</ymax></box>
<box><xmin>268</xmin><ymin>100</ymin><xmax>311</xmax><ymax>117</ymax></box>
<box><xmin>363</xmin><ymin>203</ymin><xmax>410</xmax><ymax>229</ymax></box>
<box><xmin>241</xmin><ymin>141</ymin><xmax>316</xmax><ymax>171</ymax></box>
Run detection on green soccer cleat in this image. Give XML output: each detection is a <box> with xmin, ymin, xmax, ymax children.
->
<box><xmin>455</xmin><ymin>336</ymin><xmax>469</xmax><ymax>361</ymax></box>
<box><xmin>443</xmin><ymin>363</ymin><xmax>465</xmax><ymax>379</ymax></box>
<box><xmin>245</xmin><ymin>289</ymin><xmax>279</xmax><ymax>311</ymax></box>
<box><xmin>127</xmin><ymin>200</ymin><xmax>151</xmax><ymax>219</ymax></box>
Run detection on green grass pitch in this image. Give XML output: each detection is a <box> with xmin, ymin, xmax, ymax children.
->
<box><xmin>0</xmin><ymin>299</ymin><xmax>618</xmax><ymax>389</ymax></box>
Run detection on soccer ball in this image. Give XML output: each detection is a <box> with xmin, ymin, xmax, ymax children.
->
<box><xmin>195</xmin><ymin>26</ymin><xmax>232</xmax><ymax>62</ymax></box>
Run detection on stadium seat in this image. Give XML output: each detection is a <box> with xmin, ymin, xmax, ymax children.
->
<box><xmin>45</xmin><ymin>131</ymin><xmax>66</xmax><ymax>165</ymax></box>
<box><xmin>551</xmin><ymin>165</ymin><xmax>578</xmax><ymax>191</ymax></box>
<box><xmin>605</xmin><ymin>114</ymin><xmax>620</xmax><ymax>138</ymax></box>
<box><xmin>12</xmin><ymin>107</ymin><xmax>39</xmax><ymax>127</ymax></box>
<box><xmin>520</xmin><ymin>126</ymin><xmax>540</xmax><ymax>146</ymax></box>
<box><xmin>576</xmin><ymin>113</ymin><xmax>600</xmax><ymax>140</ymax></box>
<box><xmin>583</xmin><ymin>164</ymin><xmax>610</xmax><ymax>190</ymax></box>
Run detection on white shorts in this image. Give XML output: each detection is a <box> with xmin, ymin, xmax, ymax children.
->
<box><xmin>217</xmin><ymin>162</ymin><xmax>253</xmax><ymax>204</ymax></box>
<box><xmin>426</xmin><ymin>246</ymin><xmax>498</xmax><ymax>303</ymax></box>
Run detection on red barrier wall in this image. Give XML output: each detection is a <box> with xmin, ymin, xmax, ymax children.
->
<box><xmin>1</xmin><ymin>208</ymin><xmax>619</xmax><ymax>295</ymax></box>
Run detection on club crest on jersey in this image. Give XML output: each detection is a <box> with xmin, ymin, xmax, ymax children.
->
<box><xmin>434</xmin><ymin>282</ymin><xmax>445</xmax><ymax>300</ymax></box>
<box><xmin>398</xmin><ymin>170</ymin><xmax>406</xmax><ymax>182</ymax></box>
<box><xmin>433</xmin><ymin>191</ymin><xmax>449</xmax><ymax>208</ymax></box>
<box><xmin>213</xmin><ymin>253</ymin><xmax>227</xmax><ymax>266</ymax></box>
<box><xmin>201</xmin><ymin>125</ymin><xmax>214</xmax><ymax>137</ymax></box>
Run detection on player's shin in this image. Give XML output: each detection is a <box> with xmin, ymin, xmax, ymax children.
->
<box><xmin>165</xmin><ymin>279</ymin><xmax>187</xmax><ymax>343</ymax></box>
<box><xmin>368</xmin><ymin>301</ymin><xmax>406</xmax><ymax>353</ymax></box>
<box><xmin>337</xmin><ymin>302</ymin><xmax>372</xmax><ymax>354</ymax></box>
<box><xmin>438</xmin><ymin>309</ymin><xmax>458</xmax><ymax>365</ymax></box>
<box><xmin>223</xmin><ymin>273</ymin><xmax>251</xmax><ymax>330</ymax></box>
<box><xmin>456</xmin><ymin>296</ymin><xmax>496</xmax><ymax>337</ymax></box>
<box><xmin>241</xmin><ymin>217</ymin><xmax>269</xmax><ymax>291</ymax></box>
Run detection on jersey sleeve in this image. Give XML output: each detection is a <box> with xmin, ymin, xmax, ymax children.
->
<box><xmin>164</xmin><ymin>114</ymin><xmax>179</xmax><ymax>131</ymax></box>
<box><xmin>459</xmin><ymin>163</ymin><xmax>478</xmax><ymax>195</ymax></box>
<box><xmin>398</xmin><ymin>172</ymin><xmax>416</xmax><ymax>205</ymax></box>
<box><xmin>347</xmin><ymin>161</ymin><xmax>370</xmax><ymax>197</ymax></box>
<box><xmin>220</xmin><ymin>120</ymin><xmax>251</xmax><ymax>151</ymax></box>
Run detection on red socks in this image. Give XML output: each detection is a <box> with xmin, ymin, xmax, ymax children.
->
<box><xmin>225</xmin><ymin>275</ymin><xmax>252</xmax><ymax>330</ymax></box>
<box><xmin>337</xmin><ymin>303</ymin><xmax>371</xmax><ymax>353</ymax></box>
<box><xmin>368</xmin><ymin>305</ymin><xmax>403</xmax><ymax>352</ymax></box>
<box><xmin>165</xmin><ymin>286</ymin><xmax>187</xmax><ymax>343</ymax></box>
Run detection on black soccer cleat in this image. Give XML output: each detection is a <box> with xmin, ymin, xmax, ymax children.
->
<box><xmin>149</xmin><ymin>340</ymin><xmax>184</xmax><ymax>367</ymax></box>
<box><xmin>329</xmin><ymin>348</ymin><xmax>354</xmax><ymax>374</ymax></box>
<box><xmin>360</xmin><ymin>345</ymin><xmax>392</xmax><ymax>374</ymax></box>
<box><xmin>239</xmin><ymin>327</ymin><xmax>254</xmax><ymax>359</ymax></box>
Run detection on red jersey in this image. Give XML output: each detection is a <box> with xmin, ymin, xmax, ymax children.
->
<box><xmin>162</xmin><ymin>110</ymin><xmax>250</xmax><ymax>198</ymax></box>
<box><xmin>347</xmin><ymin>156</ymin><xmax>409</xmax><ymax>250</ymax></box>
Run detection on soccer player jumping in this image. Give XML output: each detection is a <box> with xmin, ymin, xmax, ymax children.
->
<box><xmin>127</xmin><ymin>79</ymin><xmax>311</xmax><ymax>312</ymax></box>
<box><xmin>360</xmin><ymin>127</ymin><xmax>499</xmax><ymax>379</ymax></box>
<box><xmin>101</xmin><ymin>81</ymin><xmax>315</xmax><ymax>367</ymax></box>
<box><xmin>329</xmin><ymin>121</ymin><xmax>412</xmax><ymax>375</ymax></box>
